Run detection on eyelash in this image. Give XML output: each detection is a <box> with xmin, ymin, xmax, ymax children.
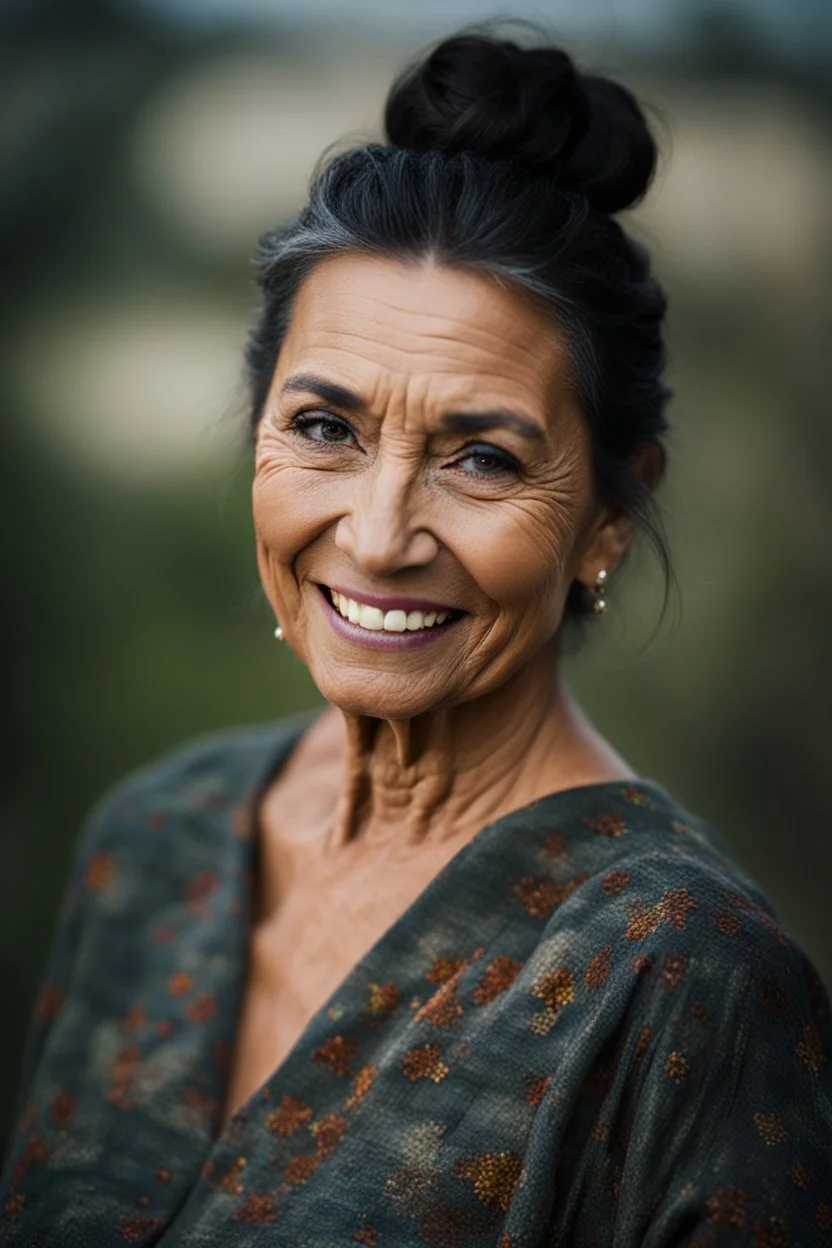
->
<box><xmin>289</xmin><ymin>412</ymin><xmax>521</xmax><ymax>479</ymax></box>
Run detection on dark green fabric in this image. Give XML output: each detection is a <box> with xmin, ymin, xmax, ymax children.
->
<box><xmin>2</xmin><ymin>713</ymin><xmax>831</xmax><ymax>1246</ymax></box>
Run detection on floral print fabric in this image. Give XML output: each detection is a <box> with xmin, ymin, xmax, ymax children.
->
<box><xmin>2</xmin><ymin>712</ymin><xmax>831</xmax><ymax>1246</ymax></box>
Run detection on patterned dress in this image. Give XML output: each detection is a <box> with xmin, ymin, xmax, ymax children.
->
<box><xmin>2</xmin><ymin>711</ymin><xmax>831</xmax><ymax>1247</ymax></box>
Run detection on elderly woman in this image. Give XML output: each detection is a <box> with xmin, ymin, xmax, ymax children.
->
<box><xmin>3</xmin><ymin>32</ymin><xmax>831</xmax><ymax>1248</ymax></box>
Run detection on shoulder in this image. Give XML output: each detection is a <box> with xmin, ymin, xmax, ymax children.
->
<box><xmin>540</xmin><ymin>779</ymin><xmax>824</xmax><ymax>1015</ymax></box>
<box><xmin>71</xmin><ymin>709</ymin><xmax>320</xmax><ymax>871</ymax></box>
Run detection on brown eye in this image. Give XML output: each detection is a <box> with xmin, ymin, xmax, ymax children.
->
<box><xmin>291</xmin><ymin>413</ymin><xmax>356</xmax><ymax>445</ymax></box>
<box><xmin>454</xmin><ymin>443</ymin><xmax>519</xmax><ymax>477</ymax></box>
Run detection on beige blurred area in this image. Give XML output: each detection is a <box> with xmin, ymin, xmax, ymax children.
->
<box><xmin>2</xmin><ymin>2</ymin><xmax>830</xmax><ymax>1138</ymax></box>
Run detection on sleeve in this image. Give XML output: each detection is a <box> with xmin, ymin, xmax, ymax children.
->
<box><xmin>0</xmin><ymin>790</ymin><xmax>125</xmax><ymax>1190</ymax></box>
<box><xmin>552</xmin><ymin>902</ymin><xmax>832</xmax><ymax>1247</ymax></box>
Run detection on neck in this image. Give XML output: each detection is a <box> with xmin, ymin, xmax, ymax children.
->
<box><xmin>327</xmin><ymin>642</ymin><xmax>632</xmax><ymax>852</ymax></box>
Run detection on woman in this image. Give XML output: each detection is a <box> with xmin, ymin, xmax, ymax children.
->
<box><xmin>2</xmin><ymin>31</ymin><xmax>831</xmax><ymax>1248</ymax></box>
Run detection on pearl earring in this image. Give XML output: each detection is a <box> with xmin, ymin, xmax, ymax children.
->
<box><xmin>274</xmin><ymin>624</ymin><xmax>285</xmax><ymax>642</ymax></box>
<box><xmin>592</xmin><ymin>569</ymin><xmax>608</xmax><ymax>615</ymax></box>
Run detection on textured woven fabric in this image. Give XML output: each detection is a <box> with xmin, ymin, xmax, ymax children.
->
<box><xmin>2</xmin><ymin>712</ymin><xmax>831</xmax><ymax>1246</ymax></box>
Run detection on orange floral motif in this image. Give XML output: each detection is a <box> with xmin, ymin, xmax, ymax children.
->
<box><xmin>787</xmin><ymin>1161</ymin><xmax>810</xmax><ymax>1189</ymax></box>
<box><xmin>311</xmin><ymin>1113</ymin><xmax>348</xmax><ymax>1157</ymax></box>
<box><xmin>186</xmin><ymin>992</ymin><xmax>218</xmax><ymax>1025</ymax></box>
<box><xmin>580</xmin><ymin>812</ymin><xmax>628</xmax><ymax>837</ymax></box>
<box><xmin>267</xmin><ymin>1094</ymin><xmax>313</xmax><ymax>1137</ymax></box>
<box><xmin>751</xmin><ymin>1215</ymin><xmax>788</xmax><ymax>1247</ymax></box>
<box><xmin>118</xmin><ymin>1214</ymin><xmax>163</xmax><ymax>1242</ymax></box>
<box><xmin>531</xmin><ymin>967</ymin><xmax>575</xmax><ymax>1014</ymax></box>
<box><xmin>155</xmin><ymin>1167</ymin><xmax>172</xmax><ymax>1184</ymax></box>
<box><xmin>119</xmin><ymin>1004</ymin><xmax>147</xmax><ymax>1034</ymax></box>
<box><xmin>3</xmin><ymin>1194</ymin><xmax>25</xmax><ymax>1218</ymax></box>
<box><xmin>664</xmin><ymin>1051</ymin><xmax>689</xmax><ymax>1084</ymax></box>
<box><xmin>220</xmin><ymin>1156</ymin><xmax>246</xmax><ymax>1196</ymax></box>
<box><xmin>415</xmin><ymin>980</ymin><xmax>463</xmax><ymax>1028</ymax></box>
<box><xmin>11</xmin><ymin>1135</ymin><xmax>50</xmax><ymax>1186</ymax></box>
<box><xmin>50</xmin><ymin>1091</ymin><xmax>77</xmax><ymax>1129</ymax></box>
<box><xmin>453</xmin><ymin>1150</ymin><xmax>522</xmax><ymax>1212</ymax></box>
<box><xmin>754</xmin><ymin>1113</ymin><xmax>788</xmax><ymax>1146</ymax></box>
<box><xmin>185</xmin><ymin>870</ymin><xmax>220</xmax><ymax>915</ymax></box>
<box><xmin>524</xmin><ymin>1073</ymin><xmax>552</xmax><ymax>1105</ymax></box>
<box><xmin>473</xmin><ymin>955</ymin><xmax>524</xmax><ymax>1005</ymax></box>
<box><xmin>354</xmin><ymin>1227</ymin><xmax>379</xmax><ymax>1245</ymax></box>
<box><xmin>816</xmin><ymin>1203</ymin><xmax>832</xmax><ymax>1232</ymax></box>
<box><xmin>425</xmin><ymin>954</ymin><xmax>468</xmax><ymax>984</ymax></box>
<box><xmin>365</xmin><ymin>981</ymin><xmax>401</xmax><ymax>1014</ymax></box>
<box><xmin>796</xmin><ymin>1023</ymin><xmax>827</xmax><ymax>1077</ymax></box>
<box><xmin>625</xmin><ymin>888</ymin><xmax>700</xmax><ymax>941</ymax></box>
<box><xmin>635</xmin><ymin>1025</ymin><xmax>652</xmax><ymax>1057</ymax></box>
<box><xmin>107</xmin><ymin>1045</ymin><xmax>141</xmax><ymax>1107</ymax></box>
<box><xmin>345</xmin><ymin>1063</ymin><xmax>378</xmax><ymax>1109</ymax></box>
<box><xmin>715</xmin><ymin>908</ymin><xmax>742</xmax><ymax>937</ymax></box>
<box><xmin>401</xmin><ymin>1043</ymin><xmax>449</xmax><ymax>1083</ymax></box>
<box><xmin>707</xmin><ymin>1186</ymin><xmax>747</xmax><ymax>1228</ymax></box>
<box><xmin>690</xmin><ymin>1001</ymin><xmax>710</xmax><ymax>1022</ymax></box>
<box><xmin>585</xmin><ymin>946</ymin><xmax>612</xmax><ymax>990</ymax></box>
<box><xmin>84</xmin><ymin>851</ymin><xmax>115</xmax><ymax>893</ymax></box>
<box><xmin>283</xmin><ymin>1154</ymin><xmax>319</xmax><ymax>1186</ymax></box>
<box><xmin>235</xmin><ymin>1193</ymin><xmax>278</xmax><ymax>1225</ymax></box>
<box><xmin>168</xmin><ymin>972</ymin><xmax>194</xmax><ymax>997</ymax></box>
<box><xmin>631</xmin><ymin>954</ymin><xmax>655</xmax><ymax>976</ymax></box>
<box><xmin>314</xmin><ymin>1035</ymin><xmax>357</xmax><ymax>1077</ymax></box>
<box><xmin>621</xmin><ymin>786</ymin><xmax>653</xmax><ymax>808</ymax></box>
<box><xmin>513</xmin><ymin>873</ymin><xmax>588</xmax><ymax>919</ymax></box>
<box><xmin>602</xmin><ymin>869</ymin><xmax>631</xmax><ymax>895</ymax></box>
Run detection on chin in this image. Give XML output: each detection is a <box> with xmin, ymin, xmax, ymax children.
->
<box><xmin>312</xmin><ymin>670</ymin><xmax>452</xmax><ymax>723</ymax></box>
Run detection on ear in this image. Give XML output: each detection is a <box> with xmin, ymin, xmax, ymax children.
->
<box><xmin>574</xmin><ymin>443</ymin><xmax>665</xmax><ymax>587</ymax></box>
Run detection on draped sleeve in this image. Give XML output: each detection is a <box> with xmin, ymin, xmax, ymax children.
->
<box><xmin>549</xmin><ymin>862</ymin><xmax>832</xmax><ymax>1247</ymax></box>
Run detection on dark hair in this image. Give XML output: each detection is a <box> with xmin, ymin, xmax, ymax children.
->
<box><xmin>246</xmin><ymin>31</ymin><xmax>674</xmax><ymax>623</ymax></box>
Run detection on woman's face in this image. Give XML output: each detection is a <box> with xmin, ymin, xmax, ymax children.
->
<box><xmin>253</xmin><ymin>253</ymin><xmax>617</xmax><ymax>720</ymax></box>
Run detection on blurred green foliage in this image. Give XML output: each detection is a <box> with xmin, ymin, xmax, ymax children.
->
<box><xmin>1</xmin><ymin>0</ymin><xmax>830</xmax><ymax>1143</ymax></box>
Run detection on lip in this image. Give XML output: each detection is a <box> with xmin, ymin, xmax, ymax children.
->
<box><xmin>317</xmin><ymin>585</ymin><xmax>463</xmax><ymax>650</ymax></box>
<box><xmin>326</xmin><ymin>583</ymin><xmax>460</xmax><ymax>614</ymax></box>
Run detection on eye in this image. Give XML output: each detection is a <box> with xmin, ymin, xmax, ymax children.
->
<box><xmin>290</xmin><ymin>411</ymin><xmax>357</xmax><ymax>445</ymax></box>
<box><xmin>453</xmin><ymin>443</ymin><xmax>520</xmax><ymax>478</ymax></box>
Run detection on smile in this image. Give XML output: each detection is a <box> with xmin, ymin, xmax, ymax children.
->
<box><xmin>318</xmin><ymin>585</ymin><xmax>464</xmax><ymax>650</ymax></box>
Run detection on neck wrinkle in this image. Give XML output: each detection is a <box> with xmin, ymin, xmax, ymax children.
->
<box><xmin>327</xmin><ymin>643</ymin><xmax>587</xmax><ymax>852</ymax></box>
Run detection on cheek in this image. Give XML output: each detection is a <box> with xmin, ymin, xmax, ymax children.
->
<box><xmin>252</xmin><ymin>459</ymin><xmax>339</xmax><ymax>565</ymax></box>
<box><xmin>454</xmin><ymin>501</ymin><xmax>577</xmax><ymax>613</ymax></box>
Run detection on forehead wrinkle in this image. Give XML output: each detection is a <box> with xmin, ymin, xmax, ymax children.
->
<box><xmin>308</xmin><ymin>298</ymin><xmax>559</xmax><ymax>372</ymax></box>
<box><xmin>283</xmin><ymin>329</ymin><xmax>563</xmax><ymax>410</ymax></box>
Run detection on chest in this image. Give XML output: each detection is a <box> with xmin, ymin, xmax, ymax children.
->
<box><xmin>222</xmin><ymin>833</ymin><xmax>463</xmax><ymax>1123</ymax></box>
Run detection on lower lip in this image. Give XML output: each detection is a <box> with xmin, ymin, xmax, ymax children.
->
<box><xmin>318</xmin><ymin>587</ymin><xmax>463</xmax><ymax>651</ymax></box>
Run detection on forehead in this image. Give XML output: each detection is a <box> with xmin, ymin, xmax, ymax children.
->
<box><xmin>276</xmin><ymin>252</ymin><xmax>572</xmax><ymax>410</ymax></box>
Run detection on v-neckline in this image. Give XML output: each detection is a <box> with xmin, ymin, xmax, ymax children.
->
<box><xmin>207</xmin><ymin>709</ymin><xmax>671</xmax><ymax>1150</ymax></box>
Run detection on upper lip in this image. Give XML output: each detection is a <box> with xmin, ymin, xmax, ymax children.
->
<box><xmin>325</xmin><ymin>583</ymin><xmax>461</xmax><ymax>613</ymax></box>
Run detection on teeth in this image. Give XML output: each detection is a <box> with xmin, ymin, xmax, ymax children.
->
<box><xmin>330</xmin><ymin>591</ymin><xmax>454</xmax><ymax>634</ymax></box>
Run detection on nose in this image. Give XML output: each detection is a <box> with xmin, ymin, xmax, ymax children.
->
<box><xmin>334</xmin><ymin>458</ymin><xmax>439</xmax><ymax>578</ymax></box>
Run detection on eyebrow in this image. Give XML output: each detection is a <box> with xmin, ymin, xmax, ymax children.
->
<box><xmin>281</xmin><ymin>372</ymin><xmax>545</xmax><ymax>442</ymax></box>
<box><xmin>439</xmin><ymin>411</ymin><xmax>545</xmax><ymax>443</ymax></box>
<box><xmin>280</xmin><ymin>373</ymin><xmax>363</xmax><ymax>410</ymax></box>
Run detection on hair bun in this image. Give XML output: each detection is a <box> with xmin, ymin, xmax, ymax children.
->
<box><xmin>384</xmin><ymin>34</ymin><xmax>656</xmax><ymax>214</ymax></box>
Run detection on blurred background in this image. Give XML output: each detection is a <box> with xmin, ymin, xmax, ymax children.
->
<box><xmin>1</xmin><ymin>0</ymin><xmax>830</xmax><ymax>1138</ymax></box>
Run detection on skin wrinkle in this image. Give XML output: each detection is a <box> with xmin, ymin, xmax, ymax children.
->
<box><xmin>252</xmin><ymin>253</ymin><xmax>644</xmax><ymax>855</ymax></box>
